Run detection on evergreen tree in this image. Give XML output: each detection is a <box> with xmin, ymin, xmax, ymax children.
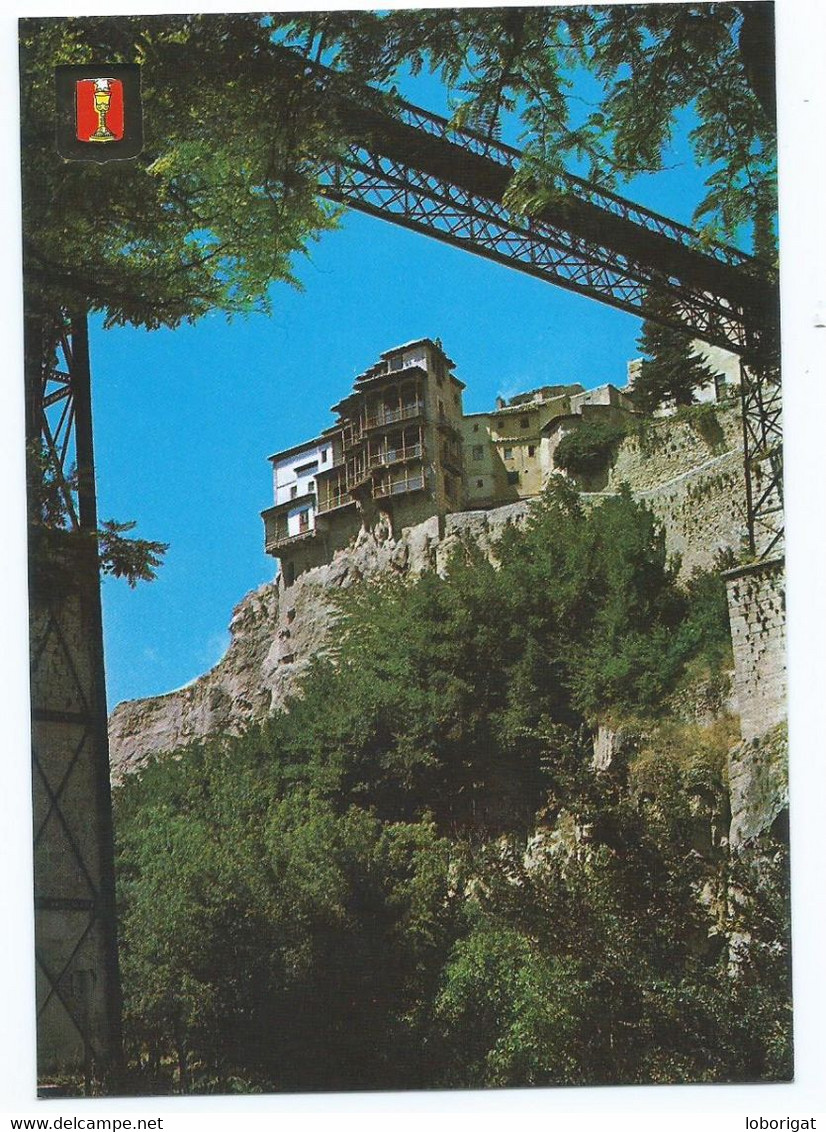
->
<box><xmin>634</xmin><ymin>297</ymin><xmax>719</xmax><ymax>412</ymax></box>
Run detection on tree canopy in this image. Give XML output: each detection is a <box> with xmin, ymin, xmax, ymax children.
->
<box><xmin>21</xmin><ymin>5</ymin><xmax>777</xmax><ymax>331</ymax></box>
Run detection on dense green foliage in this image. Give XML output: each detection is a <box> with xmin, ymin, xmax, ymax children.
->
<box><xmin>27</xmin><ymin>442</ymin><xmax>168</xmax><ymax>590</ymax></box>
<box><xmin>115</xmin><ymin>487</ymin><xmax>791</xmax><ymax>1092</ymax></box>
<box><xmin>293</xmin><ymin>4</ymin><xmax>777</xmax><ymax>244</ymax></box>
<box><xmin>552</xmin><ymin>419</ymin><xmax>630</xmax><ymax>479</ymax></box>
<box><xmin>20</xmin><ymin>15</ymin><xmax>341</xmax><ymax>328</ymax></box>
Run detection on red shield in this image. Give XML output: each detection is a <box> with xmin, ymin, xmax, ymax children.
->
<box><xmin>75</xmin><ymin>78</ymin><xmax>125</xmax><ymax>143</ymax></box>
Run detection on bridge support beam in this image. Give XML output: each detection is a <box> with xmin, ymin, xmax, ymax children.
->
<box><xmin>26</xmin><ymin>309</ymin><xmax>122</xmax><ymax>1086</ymax></box>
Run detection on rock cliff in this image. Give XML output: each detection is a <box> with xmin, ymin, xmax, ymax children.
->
<box><xmin>109</xmin><ymin>504</ymin><xmax>533</xmax><ymax>780</ymax></box>
<box><xmin>109</xmin><ymin>401</ymin><xmax>787</xmax><ymax>848</ymax></box>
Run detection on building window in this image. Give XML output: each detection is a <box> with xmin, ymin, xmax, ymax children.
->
<box><xmin>528</xmin><ymin>445</ymin><xmax>536</xmax><ymax>457</ymax></box>
<box><xmin>321</xmin><ymin>449</ymin><xmax>328</xmax><ymax>464</ymax></box>
<box><xmin>476</xmin><ymin>478</ymin><xmax>484</xmax><ymax>489</ymax></box>
<box><xmin>453</xmin><ymin>392</ymin><xmax>460</xmax><ymax>406</ymax></box>
<box><xmin>473</xmin><ymin>422</ymin><xmax>480</xmax><ymax>432</ymax></box>
<box><xmin>520</xmin><ymin>415</ymin><xmax>530</xmax><ymax>429</ymax></box>
<box><xmin>308</xmin><ymin>480</ymin><xmax>315</xmax><ymax>492</ymax></box>
<box><xmin>290</xmin><ymin>485</ymin><xmax>298</xmax><ymax>498</ymax></box>
<box><xmin>294</xmin><ymin>459</ymin><xmax>318</xmax><ymax>476</ymax></box>
<box><xmin>389</xmin><ymin>353</ymin><xmax>403</xmax><ymax>371</ymax></box>
<box><xmin>472</xmin><ymin>444</ymin><xmax>484</xmax><ymax>460</ymax></box>
<box><xmin>507</xmin><ymin>470</ymin><xmax>520</xmax><ymax>485</ymax></box>
<box><xmin>497</xmin><ymin>418</ymin><xmax>505</xmax><ymax>429</ymax></box>
<box><xmin>444</xmin><ymin>473</ymin><xmax>454</xmax><ymax>500</ymax></box>
<box><xmin>504</xmin><ymin>447</ymin><xmax>513</xmax><ymax>460</ymax></box>
<box><xmin>438</xmin><ymin>398</ymin><xmax>445</xmax><ymax>419</ymax></box>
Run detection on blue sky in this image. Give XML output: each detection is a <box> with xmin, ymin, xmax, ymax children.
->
<box><xmin>92</xmin><ymin>61</ymin><xmax>725</xmax><ymax>708</ymax></box>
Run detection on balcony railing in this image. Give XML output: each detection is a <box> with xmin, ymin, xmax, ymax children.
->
<box><xmin>374</xmin><ymin>473</ymin><xmax>425</xmax><ymax>499</ymax></box>
<box><xmin>368</xmin><ymin>442</ymin><xmax>423</xmax><ymax>468</ymax></box>
<box><xmin>263</xmin><ymin>515</ymin><xmax>317</xmax><ymax>552</ymax></box>
<box><xmin>364</xmin><ymin>402</ymin><xmax>425</xmax><ymax>429</ymax></box>
<box><xmin>317</xmin><ymin>489</ymin><xmax>355</xmax><ymax>514</ymax></box>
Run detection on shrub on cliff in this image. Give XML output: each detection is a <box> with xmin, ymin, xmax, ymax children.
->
<box><xmin>552</xmin><ymin>419</ymin><xmax>630</xmax><ymax>478</ymax></box>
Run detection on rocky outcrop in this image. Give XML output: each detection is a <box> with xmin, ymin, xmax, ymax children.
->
<box><xmin>109</xmin><ymin>503</ymin><xmax>544</xmax><ymax>780</ymax></box>
<box><xmin>728</xmin><ymin>724</ymin><xmax>789</xmax><ymax>848</ymax></box>
<box><xmin>106</xmin><ymin>513</ymin><xmax>409</xmax><ymax>777</ymax></box>
<box><xmin>109</xmin><ymin>402</ymin><xmax>786</xmax><ymax>859</ymax></box>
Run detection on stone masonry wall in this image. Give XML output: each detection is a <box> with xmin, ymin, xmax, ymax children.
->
<box><xmin>724</xmin><ymin>559</ymin><xmax>788</xmax><ymax>847</ymax></box>
<box><xmin>725</xmin><ymin>558</ymin><xmax>787</xmax><ymax>744</ymax></box>
<box><xmin>581</xmin><ymin>403</ymin><xmax>747</xmax><ymax>576</ymax></box>
<box><xmin>609</xmin><ymin>402</ymin><xmax>742</xmax><ymax>491</ymax></box>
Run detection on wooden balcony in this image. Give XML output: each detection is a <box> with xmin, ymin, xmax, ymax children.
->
<box><xmin>316</xmin><ymin>482</ymin><xmax>358</xmax><ymax>514</ymax></box>
<box><xmin>364</xmin><ymin>401</ymin><xmax>426</xmax><ymax>430</ymax></box>
<box><xmin>262</xmin><ymin>503</ymin><xmax>317</xmax><ymax>554</ymax></box>
<box><xmin>373</xmin><ymin>470</ymin><xmax>425</xmax><ymax>499</ymax></box>
<box><xmin>368</xmin><ymin>442</ymin><xmax>423</xmax><ymax>468</ymax></box>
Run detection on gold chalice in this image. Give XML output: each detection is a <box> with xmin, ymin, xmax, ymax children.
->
<box><xmin>89</xmin><ymin>78</ymin><xmax>116</xmax><ymax>142</ymax></box>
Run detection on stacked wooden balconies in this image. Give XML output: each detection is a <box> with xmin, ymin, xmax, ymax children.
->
<box><xmin>316</xmin><ymin>378</ymin><xmax>431</xmax><ymax>518</ymax></box>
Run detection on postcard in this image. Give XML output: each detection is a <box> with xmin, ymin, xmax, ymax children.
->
<box><xmin>4</xmin><ymin>0</ymin><xmax>826</xmax><ymax>1121</ymax></box>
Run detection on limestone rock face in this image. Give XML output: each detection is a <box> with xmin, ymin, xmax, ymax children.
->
<box><xmin>728</xmin><ymin>724</ymin><xmax>789</xmax><ymax>849</ymax></box>
<box><xmin>108</xmin><ymin>582</ymin><xmax>280</xmax><ymax>780</ymax></box>
<box><xmin>109</xmin><ymin>513</ymin><xmax>446</xmax><ymax>780</ymax></box>
<box><xmin>108</xmin><ymin>505</ymin><xmax>541</xmax><ymax>779</ymax></box>
<box><xmin>108</xmin><ymin>404</ymin><xmax>783</xmax><ymax>848</ymax></box>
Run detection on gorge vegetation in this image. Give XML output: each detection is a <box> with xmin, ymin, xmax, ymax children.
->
<box><xmin>114</xmin><ymin>484</ymin><xmax>791</xmax><ymax>1093</ymax></box>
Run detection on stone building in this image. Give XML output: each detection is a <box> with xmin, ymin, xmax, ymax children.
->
<box><xmin>462</xmin><ymin>384</ymin><xmax>584</xmax><ymax>508</ymax></box>
<box><xmin>263</xmin><ymin>339</ymin><xmax>636</xmax><ymax>582</ymax></box>
<box><xmin>262</xmin><ymin>338</ymin><xmax>465</xmax><ymax>583</ymax></box>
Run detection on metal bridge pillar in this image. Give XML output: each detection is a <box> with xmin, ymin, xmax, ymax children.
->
<box><xmin>26</xmin><ymin>308</ymin><xmax>122</xmax><ymax>1085</ymax></box>
<box><xmin>740</xmin><ymin>328</ymin><xmax>783</xmax><ymax>561</ymax></box>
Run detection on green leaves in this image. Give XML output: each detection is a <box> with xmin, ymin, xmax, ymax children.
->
<box><xmin>22</xmin><ymin>4</ymin><xmax>777</xmax><ymax>330</ymax></box>
<box><xmin>21</xmin><ymin>15</ymin><xmax>341</xmax><ymax>329</ymax></box>
<box><xmin>635</xmin><ymin>292</ymin><xmax>721</xmax><ymax>410</ymax></box>
<box><xmin>115</xmin><ymin>482</ymin><xmax>790</xmax><ymax>1089</ymax></box>
<box><xmin>96</xmin><ymin>519</ymin><xmax>168</xmax><ymax>586</ymax></box>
